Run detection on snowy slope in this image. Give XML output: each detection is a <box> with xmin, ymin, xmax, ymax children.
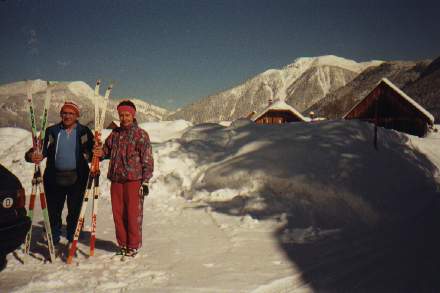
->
<box><xmin>0</xmin><ymin>120</ymin><xmax>439</xmax><ymax>292</ymax></box>
<box><xmin>404</xmin><ymin>56</ymin><xmax>440</xmax><ymax>121</ymax></box>
<box><xmin>138</xmin><ymin>120</ymin><xmax>193</xmax><ymax>143</ymax></box>
<box><xmin>168</xmin><ymin>55</ymin><xmax>382</xmax><ymax>123</ymax></box>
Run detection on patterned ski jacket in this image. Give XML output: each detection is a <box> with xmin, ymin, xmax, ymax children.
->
<box><xmin>103</xmin><ymin>122</ymin><xmax>154</xmax><ymax>183</ymax></box>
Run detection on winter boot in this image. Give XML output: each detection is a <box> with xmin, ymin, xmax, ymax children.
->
<box><xmin>124</xmin><ymin>248</ymin><xmax>138</xmax><ymax>258</ymax></box>
<box><xmin>115</xmin><ymin>246</ymin><xmax>126</xmax><ymax>256</ymax></box>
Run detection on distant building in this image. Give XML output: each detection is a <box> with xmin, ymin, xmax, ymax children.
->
<box><xmin>308</xmin><ymin>111</ymin><xmax>326</xmax><ymax>122</ymax></box>
<box><xmin>344</xmin><ymin>78</ymin><xmax>434</xmax><ymax>137</ymax></box>
<box><xmin>106</xmin><ymin>120</ymin><xmax>120</xmax><ymax>130</ymax></box>
<box><xmin>252</xmin><ymin>99</ymin><xmax>307</xmax><ymax>124</ymax></box>
<box><xmin>252</xmin><ymin>81</ymin><xmax>306</xmax><ymax>124</ymax></box>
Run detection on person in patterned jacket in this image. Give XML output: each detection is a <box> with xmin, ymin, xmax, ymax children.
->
<box><xmin>94</xmin><ymin>100</ymin><xmax>154</xmax><ymax>258</ymax></box>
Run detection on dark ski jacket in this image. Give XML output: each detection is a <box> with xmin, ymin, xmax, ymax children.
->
<box><xmin>25</xmin><ymin>122</ymin><xmax>94</xmax><ymax>183</ymax></box>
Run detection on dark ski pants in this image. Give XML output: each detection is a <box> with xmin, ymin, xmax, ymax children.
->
<box><xmin>110</xmin><ymin>181</ymin><xmax>144</xmax><ymax>249</ymax></box>
<box><xmin>45</xmin><ymin>179</ymin><xmax>86</xmax><ymax>243</ymax></box>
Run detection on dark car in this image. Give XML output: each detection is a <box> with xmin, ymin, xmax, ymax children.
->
<box><xmin>0</xmin><ymin>164</ymin><xmax>31</xmax><ymax>269</ymax></box>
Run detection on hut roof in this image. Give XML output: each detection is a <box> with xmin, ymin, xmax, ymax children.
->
<box><xmin>106</xmin><ymin>120</ymin><xmax>120</xmax><ymax>128</ymax></box>
<box><xmin>252</xmin><ymin>100</ymin><xmax>307</xmax><ymax>122</ymax></box>
<box><xmin>343</xmin><ymin>78</ymin><xmax>434</xmax><ymax>124</ymax></box>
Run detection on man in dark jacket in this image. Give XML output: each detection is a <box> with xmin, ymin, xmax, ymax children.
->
<box><xmin>25</xmin><ymin>101</ymin><xmax>94</xmax><ymax>245</ymax></box>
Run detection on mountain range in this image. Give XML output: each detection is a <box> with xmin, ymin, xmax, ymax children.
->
<box><xmin>169</xmin><ymin>55</ymin><xmax>439</xmax><ymax>123</ymax></box>
<box><xmin>168</xmin><ymin>55</ymin><xmax>382</xmax><ymax>122</ymax></box>
<box><xmin>1</xmin><ymin>55</ymin><xmax>438</xmax><ymax>129</ymax></box>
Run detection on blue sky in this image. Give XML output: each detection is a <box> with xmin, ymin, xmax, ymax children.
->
<box><xmin>1</xmin><ymin>0</ymin><xmax>439</xmax><ymax>109</ymax></box>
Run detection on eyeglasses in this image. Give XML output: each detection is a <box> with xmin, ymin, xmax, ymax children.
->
<box><xmin>61</xmin><ymin>112</ymin><xmax>76</xmax><ymax>116</ymax></box>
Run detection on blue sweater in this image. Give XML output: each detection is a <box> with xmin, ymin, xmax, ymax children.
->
<box><xmin>55</xmin><ymin>127</ymin><xmax>77</xmax><ymax>170</ymax></box>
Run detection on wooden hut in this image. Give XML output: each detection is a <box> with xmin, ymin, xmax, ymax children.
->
<box><xmin>343</xmin><ymin>78</ymin><xmax>434</xmax><ymax>137</ymax></box>
<box><xmin>252</xmin><ymin>100</ymin><xmax>307</xmax><ymax>124</ymax></box>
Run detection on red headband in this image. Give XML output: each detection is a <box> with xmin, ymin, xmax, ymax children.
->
<box><xmin>117</xmin><ymin>105</ymin><xmax>136</xmax><ymax>117</ymax></box>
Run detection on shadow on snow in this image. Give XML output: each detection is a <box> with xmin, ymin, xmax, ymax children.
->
<box><xmin>182</xmin><ymin>120</ymin><xmax>440</xmax><ymax>292</ymax></box>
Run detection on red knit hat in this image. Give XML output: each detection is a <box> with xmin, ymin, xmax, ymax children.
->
<box><xmin>60</xmin><ymin>101</ymin><xmax>80</xmax><ymax>116</ymax></box>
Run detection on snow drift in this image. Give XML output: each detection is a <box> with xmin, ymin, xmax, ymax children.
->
<box><xmin>156</xmin><ymin>119</ymin><xmax>438</xmax><ymax>230</ymax></box>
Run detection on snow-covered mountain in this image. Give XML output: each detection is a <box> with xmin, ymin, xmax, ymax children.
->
<box><xmin>0</xmin><ymin>79</ymin><xmax>169</xmax><ymax>129</ymax></box>
<box><xmin>168</xmin><ymin>55</ymin><xmax>382</xmax><ymax>123</ymax></box>
<box><xmin>307</xmin><ymin>60</ymin><xmax>432</xmax><ymax>119</ymax></box>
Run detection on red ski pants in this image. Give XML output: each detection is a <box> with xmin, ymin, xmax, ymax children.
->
<box><xmin>110</xmin><ymin>181</ymin><xmax>144</xmax><ymax>249</ymax></box>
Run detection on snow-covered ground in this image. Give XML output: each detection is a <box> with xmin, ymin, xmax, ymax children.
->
<box><xmin>0</xmin><ymin>120</ymin><xmax>439</xmax><ymax>292</ymax></box>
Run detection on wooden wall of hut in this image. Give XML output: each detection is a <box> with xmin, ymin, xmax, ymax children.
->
<box><xmin>345</xmin><ymin>86</ymin><xmax>430</xmax><ymax>137</ymax></box>
<box><xmin>255</xmin><ymin>110</ymin><xmax>303</xmax><ymax>124</ymax></box>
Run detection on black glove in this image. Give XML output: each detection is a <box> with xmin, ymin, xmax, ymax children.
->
<box><xmin>140</xmin><ymin>182</ymin><xmax>149</xmax><ymax>197</ymax></box>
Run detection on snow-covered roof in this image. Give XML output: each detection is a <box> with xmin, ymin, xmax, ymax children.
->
<box><xmin>381</xmin><ymin>78</ymin><xmax>434</xmax><ymax>124</ymax></box>
<box><xmin>252</xmin><ymin>99</ymin><xmax>307</xmax><ymax>122</ymax></box>
<box><xmin>218</xmin><ymin>121</ymin><xmax>232</xmax><ymax>127</ymax></box>
<box><xmin>343</xmin><ymin>78</ymin><xmax>435</xmax><ymax>124</ymax></box>
<box><xmin>107</xmin><ymin>120</ymin><xmax>120</xmax><ymax>128</ymax></box>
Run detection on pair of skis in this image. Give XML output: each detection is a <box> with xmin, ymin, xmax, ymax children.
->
<box><xmin>24</xmin><ymin>81</ymin><xmax>56</xmax><ymax>262</ymax></box>
<box><xmin>67</xmin><ymin>80</ymin><xmax>112</xmax><ymax>264</ymax></box>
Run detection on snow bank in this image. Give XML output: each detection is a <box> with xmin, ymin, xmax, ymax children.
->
<box><xmin>155</xmin><ymin>120</ymin><xmax>438</xmax><ymax>230</ymax></box>
<box><xmin>407</xmin><ymin>126</ymin><xmax>440</xmax><ymax>178</ymax></box>
<box><xmin>101</xmin><ymin>120</ymin><xmax>193</xmax><ymax>144</ymax></box>
<box><xmin>0</xmin><ymin>127</ymin><xmax>34</xmax><ymax>176</ymax></box>
<box><xmin>138</xmin><ymin>120</ymin><xmax>192</xmax><ymax>143</ymax></box>
<box><xmin>1</xmin><ymin>120</ymin><xmax>437</xmax><ymax>231</ymax></box>
<box><xmin>0</xmin><ymin>128</ymin><xmax>30</xmax><ymax>153</ymax></box>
